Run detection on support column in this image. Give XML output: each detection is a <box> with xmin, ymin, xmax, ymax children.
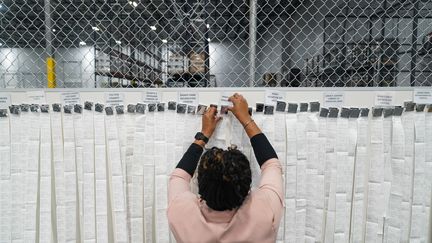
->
<box><xmin>44</xmin><ymin>0</ymin><xmax>56</xmax><ymax>88</ymax></box>
<box><xmin>249</xmin><ymin>0</ymin><xmax>257</xmax><ymax>87</ymax></box>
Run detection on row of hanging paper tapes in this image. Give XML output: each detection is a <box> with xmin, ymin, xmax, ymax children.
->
<box><xmin>0</xmin><ymin>100</ymin><xmax>431</xmax><ymax>243</ymax></box>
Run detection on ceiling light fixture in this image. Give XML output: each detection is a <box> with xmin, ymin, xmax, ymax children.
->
<box><xmin>162</xmin><ymin>39</ymin><xmax>167</xmax><ymax>43</ymax></box>
<box><xmin>79</xmin><ymin>41</ymin><xmax>86</xmax><ymax>46</ymax></box>
<box><xmin>0</xmin><ymin>43</ymin><xmax>3</xmax><ymax>47</ymax></box>
<box><xmin>92</xmin><ymin>26</ymin><xmax>100</xmax><ymax>31</ymax></box>
<box><xmin>206</xmin><ymin>24</ymin><xmax>210</xmax><ymax>28</ymax></box>
<box><xmin>207</xmin><ymin>38</ymin><xmax>211</xmax><ymax>42</ymax></box>
<box><xmin>150</xmin><ymin>25</ymin><xmax>157</xmax><ymax>31</ymax></box>
<box><xmin>52</xmin><ymin>28</ymin><xmax>56</xmax><ymax>32</ymax></box>
<box><xmin>115</xmin><ymin>40</ymin><xmax>122</xmax><ymax>44</ymax></box>
<box><xmin>128</xmin><ymin>1</ymin><xmax>138</xmax><ymax>7</ymax></box>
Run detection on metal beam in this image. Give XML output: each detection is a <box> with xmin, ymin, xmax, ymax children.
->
<box><xmin>249</xmin><ymin>0</ymin><xmax>257</xmax><ymax>87</ymax></box>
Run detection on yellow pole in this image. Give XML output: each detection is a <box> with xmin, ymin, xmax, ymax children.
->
<box><xmin>47</xmin><ymin>57</ymin><xmax>56</xmax><ymax>88</ymax></box>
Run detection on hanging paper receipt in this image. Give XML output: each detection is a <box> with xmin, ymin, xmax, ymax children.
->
<box><xmin>265</xmin><ymin>90</ymin><xmax>285</xmax><ymax>105</ymax></box>
<box><xmin>413</xmin><ymin>89</ymin><xmax>432</xmax><ymax>104</ymax></box>
<box><xmin>143</xmin><ymin>91</ymin><xmax>161</xmax><ymax>104</ymax></box>
<box><xmin>375</xmin><ymin>92</ymin><xmax>395</xmax><ymax>107</ymax></box>
<box><xmin>61</xmin><ymin>92</ymin><xmax>81</xmax><ymax>105</ymax></box>
<box><xmin>0</xmin><ymin>93</ymin><xmax>11</xmax><ymax>109</ymax></box>
<box><xmin>105</xmin><ymin>92</ymin><xmax>124</xmax><ymax>106</ymax></box>
<box><xmin>178</xmin><ymin>92</ymin><xmax>198</xmax><ymax>106</ymax></box>
<box><xmin>323</xmin><ymin>92</ymin><xmax>344</xmax><ymax>107</ymax></box>
<box><xmin>220</xmin><ymin>92</ymin><xmax>233</xmax><ymax>106</ymax></box>
<box><xmin>26</xmin><ymin>90</ymin><xmax>46</xmax><ymax>104</ymax></box>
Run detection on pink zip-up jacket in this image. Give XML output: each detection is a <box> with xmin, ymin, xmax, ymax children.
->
<box><xmin>167</xmin><ymin>158</ymin><xmax>284</xmax><ymax>243</ymax></box>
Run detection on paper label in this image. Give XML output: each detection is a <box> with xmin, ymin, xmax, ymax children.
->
<box><xmin>0</xmin><ymin>93</ymin><xmax>11</xmax><ymax>109</ymax></box>
<box><xmin>265</xmin><ymin>90</ymin><xmax>284</xmax><ymax>105</ymax></box>
<box><xmin>413</xmin><ymin>89</ymin><xmax>432</xmax><ymax>104</ymax></box>
<box><xmin>143</xmin><ymin>91</ymin><xmax>161</xmax><ymax>104</ymax></box>
<box><xmin>177</xmin><ymin>92</ymin><xmax>198</xmax><ymax>106</ymax></box>
<box><xmin>26</xmin><ymin>91</ymin><xmax>46</xmax><ymax>104</ymax></box>
<box><xmin>220</xmin><ymin>92</ymin><xmax>233</xmax><ymax>106</ymax></box>
<box><xmin>323</xmin><ymin>92</ymin><xmax>344</xmax><ymax>107</ymax></box>
<box><xmin>61</xmin><ymin>92</ymin><xmax>81</xmax><ymax>105</ymax></box>
<box><xmin>375</xmin><ymin>92</ymin><xmax>395</xmax><ymax>107</ymax></box>
<box><xmin>105</xmin><ymin>92</ymin><xmax>124</xmax><ymax>106</ymax></box>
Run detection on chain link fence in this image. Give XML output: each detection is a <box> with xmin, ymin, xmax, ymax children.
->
<box><xmin>1</xmin><ymin>0</ymin><xmax>432</xmax><ymax>88</ymax></box>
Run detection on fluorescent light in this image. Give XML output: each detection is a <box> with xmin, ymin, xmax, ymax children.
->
<box><xmin>0</xmin><ymin>4</ymin><xmax>3</xmax><ymax>9</ymax></box>
<box><xmin>0</xmin><ymin>43</ymin><xmax>3</xmax><ymax>47</ymax></box>
<box><xmin>207</xmin><ymin>38</ymin><xmax>211</xmax><ymax>42</ymax></box>
<box><xmin>79</xmin><ymin>41</ymin><xmax>86</xmax><ymax>46</ymax></box>
<box><xmin>206</xmin><ymin>24</ymin><xmax>210</xmax><ymax>28</ymax></box>
<box><xmin>150</xmin><ymin>25</ymin><xmax>157</xmax><ymax>31</ymax></box>
<box><xmin>128</xmin><ymin>1</ymin><xmax>138</xmax><ymax>7</ymax></box>
<box><xmin>115</xmin><ymin>40</ymin><xmax>122</xmax><ymax>44</ymax></box>
<box><xmin>92</xmin><ymin>26</ymin><xmax>100</xmax><ymax>31</ymax></box>
<box><xmin>52</xmin><ymin>28</ymin><xmax>56</xmax><ymax>32</ymax></box>
<box><xmin>162</xmin><ymin>39</ymin><xmax>167</xmax><ymax>43</ymax></box>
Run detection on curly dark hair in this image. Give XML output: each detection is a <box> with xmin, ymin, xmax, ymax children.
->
<box><xmin>197</xmin><ymin>147</ymin><xmax>252</xmax><ymax>211</ymax></box>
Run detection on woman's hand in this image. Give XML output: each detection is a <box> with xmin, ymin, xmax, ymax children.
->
<box><xmin>228</xmin><ymin>93</ymin><xmax>251</xmax><ymax>126</ymax></box>
<box><xmin>201</xmin><ymin>106</ymin><xmax>222</xmax><ymax>138</ymax></box>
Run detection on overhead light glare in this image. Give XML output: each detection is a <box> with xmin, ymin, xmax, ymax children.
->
<box><xmin>0</xmin><ymin>43</ymin><xmax>3</xmax><ymax>47</ymax></box>
<box><xmin>206</xmin><ymin>24</ymin><xmax>210</xmax><ymax>28</ymax></box>
<box><xmin>52</xmin><ymin>28</ymin><xmax>56</xmax><ymax>32</ymax></box>
<box><xmin>92</xmin><ymin>26</ymin><xmax>100</xmax><ymax>31</ymax></box>
<box><xmin>128</xmin><ymin>1</ymin><xmax>138</xmax><ymax>7</ymax></box>
<box><xmin>115</xmin><ymin>40</ymin><xmax>122</xmax><ymax>44</ymax></box>
<box><xmin>79</xmin><ymin>41</ymin><xmax>86</xmax><ymax>46</ymax></box>
<box><xmin>207</xmin><ymin>38</ymin><xmax>211</xmax><ymax>42</ymax></box>
<box><xmin>162</xmin><ymin>39</ymin><xmax>167</xmax><ymax>43</ymax></box>
<box><xmin>150</xmin><ymin>25</ymin><xmax>157</xmax><ymax>31</ymax></box>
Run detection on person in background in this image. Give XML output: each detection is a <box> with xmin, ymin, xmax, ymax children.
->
<box><xmin>167</xmin><ymin>93</ymin><xmax>284</xmax><ymax>243</ymax></box>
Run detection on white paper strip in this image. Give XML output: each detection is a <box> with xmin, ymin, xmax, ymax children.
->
<box><xmin>130</xmin><ymin>113</ymin><xmax>145</xmax><ymax>243</ymax></box>
<box><xmin>410</xmin><ymin>110</ymin><xmax>426</xmax><ymax>242</ymax></box>
<box><xmin>9</xmin><ymin>110</ymin><xmax>25</xmax><ymax>242</ymax></box>
<box><xmin>351</xmin><ymin>115</ymin><xmax>368</xmax><ymax>243</ymax></box>
<box><xmin>74</xmin><ymin>109</ymin><xmax>85</xmax><ymax>240</ymax></box>
<box><xmin>400</xmin><ymin>110</ymin><xmax>415</xmax><ymax>242</ymax></box>
<box><xmin>105</xmin><ymin>113</ymin><xmax>128</xmax><ymax>243</ymax></box>
<box><xmin>24</xmin><ymin>109</ymin><xmax>40</xmax><ymax>242</ymax></box>
<box><xmin>94</xmin><ymin>110</ymin><xmax>109</xmax><ymax>243</ymax></box>
<box><xmin>51</xmin><ymin>108</ymin><xmax>66</xmax><ymax>243</ymax></box>
<box><xmin>424</xmin><ymin>110</ymin><xmax>432</xmax><ymax>243</ymax></box>
<box><xmin>39</xmin><ymin>110</ymin><xmax>52</xmax><ymax>243</ymax></box>
<box><xmin>365</xmin><ymin>114</ymin><xmax>385</xmax><ymax>243</ymax></box>
<box><xmin>122</xmin><ymin>110</ymin><xmax>136</xmax><ymax>243</ymax></box>
<box><xmin>63</xmin><ymin>111</ymin><xmax>77</xmax><ymax>242</ymax></box>
<box><xmin>82</xmin><ymin>106</ymin><xmax>96</xmax><ymax>243</ymax></box>
<box><xmin>305</xmin><ymin>111</ymin><xmax>319</xmax><ymax>242</ymax></box>
<box><xmin>143</xmin><ymin>111</ymin><xmax>156</xmax><ymax>243</ymax></box>
<box><xmin>0</xmin><ymin>112</ymin><xmax>11</xmax><ymax>242</ymax></box>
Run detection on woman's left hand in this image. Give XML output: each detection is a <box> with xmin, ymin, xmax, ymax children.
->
<box><xmin>201</xmin><ymin>106</ymin><xmax>222</xmax><ymax>138</ymax></box>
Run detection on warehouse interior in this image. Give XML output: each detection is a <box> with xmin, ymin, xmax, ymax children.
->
<box><xmin>1</xmin><ymin>0</ymin><xmax>432</xmax><ymax>88</ymax></box>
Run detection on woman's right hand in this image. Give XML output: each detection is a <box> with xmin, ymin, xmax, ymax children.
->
<box><xmin>228</xmin><ymin>93</ymin><xmax>251</xmax><ymax>126</ymax></box>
